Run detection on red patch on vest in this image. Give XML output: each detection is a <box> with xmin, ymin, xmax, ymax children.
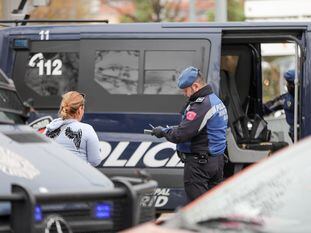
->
<box><xmin>186</xmin><ymin>111</ymin><xmax>197</xmax><ymax>121</ymax></box>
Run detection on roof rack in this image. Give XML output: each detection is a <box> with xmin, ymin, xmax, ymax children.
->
<box><xmin>0</xmin><ymin>19</ymin><xmax>109</xmax><ymax>26</ymax></box>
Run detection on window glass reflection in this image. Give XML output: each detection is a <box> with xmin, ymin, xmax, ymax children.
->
<box><xmin>144</xmin><ymin>51</ymin><xmax>195</xmax><ymax>95</ymax></box>
<box><xmin>25</xmin><ymin>52</ymin><xmax>79</xmax><ymax>96</ymax></box>
<box><xmin>95</xmin><ymin>50</ymin><xmax>139</xmax><ymax>94</ymax></box>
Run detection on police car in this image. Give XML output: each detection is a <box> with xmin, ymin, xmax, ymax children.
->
<box><xmin>0</xmin><ymin>71</ymin><xmax>157</xmax><ymax>233</ymax></box>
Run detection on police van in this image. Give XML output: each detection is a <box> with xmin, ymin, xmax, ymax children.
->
<box><xmin>0</xmin><ymin>21</ymin><xmax>308</xmax><ymax>212</ymax></box>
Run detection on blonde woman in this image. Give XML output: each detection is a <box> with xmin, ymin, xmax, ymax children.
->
<box><xmin>44</xmin><ymin>91</ymin><xmax>103</xmax><ymax>167</ymax></box>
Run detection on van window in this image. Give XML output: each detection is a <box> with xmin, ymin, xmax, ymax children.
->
<box><xmin>95</xmin><ymin>50</ymin><xmax>139</xmax><ymax>94</ymax></box>
<box><xmin>12</xmin><ymin>40</ymin><xmax>80</xmax><ymax>109</ymax></box>
<box><xmin>25</xmin><ymin>52</ymin><xmax>79</xmax><ymax>96</ymax></box>
<box><xmin>79</xmin><ymin>39</ymin><xmax>209</xmax><ymax>112</ymax></box>
<box><xmin>13</xmin><ymin>39</ymin><xmax>209</xmax><ymax>112</ymax></box>
<box><xmin>144</xmin><ymin>51</ymin><xmax>195</xmax><ymax>95</ymax></box>
<box><xmin>261</xmin><ymin>43</ymin><xmax>295</xmax><ymax>103</ymax></box>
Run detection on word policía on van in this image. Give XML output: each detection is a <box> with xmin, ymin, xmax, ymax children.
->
<box><xmin>99</xmin><ymin>141</ymin><xmax>184</xmax><ymax>168</ymax></box>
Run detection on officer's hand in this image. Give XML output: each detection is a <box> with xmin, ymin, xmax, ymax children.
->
<box><xmin>151</xmin><ymin>126</ymin><xmax>165</xmax><ymax>138</ymax></box>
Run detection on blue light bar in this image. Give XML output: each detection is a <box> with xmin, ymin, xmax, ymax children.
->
<box><xmin>34</xmin><ymin>205</ymin><xmax>43</xmax><ymax>222</ymax></box>
<box><xmin>13</xmin><ymin>39</ymin><xmax>29</xmax><ymax>49</ymax></box>
<box><xmin>94</xmin><ymin>203</ymin><xmax>111</xmax><ymax>219</ymax></box>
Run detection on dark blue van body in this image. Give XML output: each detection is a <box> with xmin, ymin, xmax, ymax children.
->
<box><xmin>0</xmin><ymin>22</ymin><xmax>310</xmax><ymax>212</ymax></box>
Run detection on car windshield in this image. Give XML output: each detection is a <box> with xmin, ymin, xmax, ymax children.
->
<box><xmin>163</xmin><ymin>137</ymin><xmax>311</xmax><ymax>233</ymax></box>
<box><xmin>0</xmin><ymin>88</ymin><xmax>25</xmax><ymax>124</ymax></box>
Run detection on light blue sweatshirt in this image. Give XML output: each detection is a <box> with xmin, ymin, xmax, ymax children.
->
<box><xmin>44</xmin><ymin>118</ymin><xmax>103</xmax><ymax>167</ymax></box>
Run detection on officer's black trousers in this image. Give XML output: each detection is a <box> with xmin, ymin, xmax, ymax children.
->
<box><xmin>184</xmin><ymin>155</ymin><xmax>224</xmax><ymax>202</ymax></box>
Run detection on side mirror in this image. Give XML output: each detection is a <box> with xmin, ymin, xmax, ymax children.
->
<box><xmin>29</xmin><ymin>116</ymin><xmax>53</xmax><ymax>133</ymax></box>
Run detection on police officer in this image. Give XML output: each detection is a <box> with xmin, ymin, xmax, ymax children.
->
<box><xmin>151</xmin><ymin>66</ymin><xmax>228</xmax><ymax>202</ymax></box>
<box><xmin>263</xmin><ymin>69</ymin><xmax>296</xmax><ymax>141</ymax></box>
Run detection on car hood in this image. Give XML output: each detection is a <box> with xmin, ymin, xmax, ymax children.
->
<box><xmin>0</xmin><ymin>125</ymin><xmax>114</xmax><ymax>196</ymax></box>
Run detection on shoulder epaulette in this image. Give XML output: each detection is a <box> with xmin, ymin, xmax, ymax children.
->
<box><xmin>195</xmin><ymin>97</ymin><xmax>205</xmax><ymax>103</ymax></box>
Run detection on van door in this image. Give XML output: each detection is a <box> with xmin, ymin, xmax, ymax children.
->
<box><xmin>220</xmin><ymin>30</ymin><xmax>305</xmax><ymax>174</ymax></box>
<box><xmin>79</xmin><ymin>37</ymin><xmax>213</xmax><ymax>211</ymax></box>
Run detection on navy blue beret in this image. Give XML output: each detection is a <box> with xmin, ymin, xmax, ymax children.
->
<box><xmin>284</xmin><ymin>69</ymin><xmax>295</xmax><ymax>82</ymax></box>
<box><xmin>177</xmin><ymin>66</ymin><xmax>199</xmax><ymax>89</ymax></box>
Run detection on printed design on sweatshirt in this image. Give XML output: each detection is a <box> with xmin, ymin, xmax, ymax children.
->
<box><xmin>65</xmin><ymin>127</ymin><xmax>82</xmax><ymax>149</ymax></box>
<box><xmin>46</xmin><ymin>128</ymin><xmax>61</xmax><ymax>138</ymax></box>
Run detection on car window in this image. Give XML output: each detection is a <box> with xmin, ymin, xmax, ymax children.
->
<box><xmin>0</xmin><ymin>111</ymin><xmax>24</xmax><ymax>124</ymax></box>
<box><xmin>0</xmin><ymin>88</ymin><xmax>25</xmax><ymax>124</ymax></box>
<box><xmin>0</xmin><ymin>88</ymin><xmax>24</xmax><ymax>112</ymax></box>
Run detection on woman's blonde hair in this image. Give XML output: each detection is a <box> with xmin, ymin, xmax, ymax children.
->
<box><xmin>58</xmin><ymin>91</ymin><xmax>85</xmax><ymax>119</ymax></box>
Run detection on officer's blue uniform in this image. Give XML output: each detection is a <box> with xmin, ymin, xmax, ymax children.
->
<box><xmin>263</xmin><ymin>70</ymin><xmax>295</xmax><ymax>141</ymax></box>
<box><xmin>164</xmin><ymin>85</ymin><xmax>228</xmax><ymax>156</ymax></box>
<box><xmin>154</xmin><ymin>67</ymin><xmax>228</xmax><ymax>201</ymax></box>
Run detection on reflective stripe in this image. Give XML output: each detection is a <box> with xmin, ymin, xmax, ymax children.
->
<box><xmin>198</xmin><ymin>106</ymin><xmax>216</xmax><ymax>132</ymax></box>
